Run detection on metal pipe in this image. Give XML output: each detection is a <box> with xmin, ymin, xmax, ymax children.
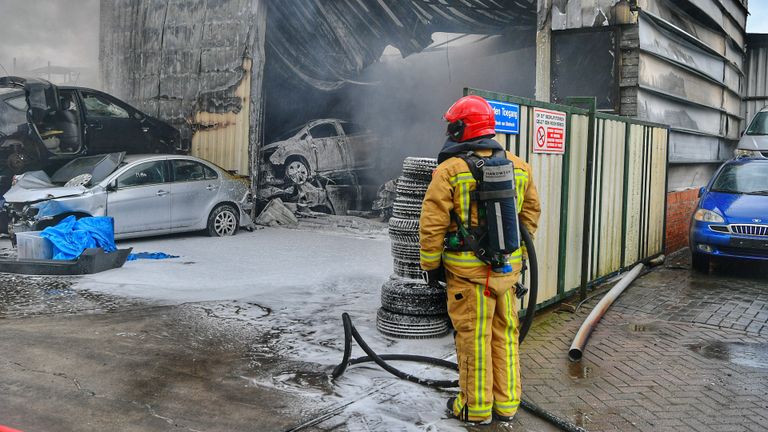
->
<box><xmin>568</xmin><ymin>263</ymin><xmax>644</xmax><ymax>362</ymax></box>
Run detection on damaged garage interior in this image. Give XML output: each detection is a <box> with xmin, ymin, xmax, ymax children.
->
<box><xmin>100</xmin><ymin>0</ymin><xmax>539</xmax><ymax>215</ymax></box>
<box><xmin>100</xmin><ymin>0</ymin><xmax>749</xmax><ymax>217</ymax></box>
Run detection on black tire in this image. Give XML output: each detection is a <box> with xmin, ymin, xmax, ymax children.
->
<box><xmin>388</xmin><ymin>217</ymin><xmax>419</xmax><ymax>231</ymax></box>
<box><xmin>284</xmin><ymin>156</ymin><xmax>311</xmax><ymax>185</ymax></box>
<box><xmin>393</xmin><ymin>258</ymin><xmax>423</xmax><ymax>279</ymax></box>
<box><xmin>401</xmin><ymin>157</ymin><xmax>437</xmax><ymax>181</ymax></box>
<box><xmin>691</xmin><ymin>252</ymin><xmax>710</xmax><ymax>273</ymax></box>
<box><xmin>207</xmin><ymin>204</ymin><xmax>239</xmax><ymax>237</ymax></box>
<box><xmin>380</xmin><ymin>279</ymin><xmax>447</xmax><ymax>316</ymax></box>
<box><xmin>5</xmin><ymin>138</ymin><xmax>42</xmax><ymax>174</ymax></box>
<box><xmin>376</xmin><ymin>307</ymin><xmax>450</xmax><ymax>339</ymax></box>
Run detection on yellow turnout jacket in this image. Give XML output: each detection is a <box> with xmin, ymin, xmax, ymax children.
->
<box><xmin>419</xmin><ymin>149</ymin><xmax>541</xmax><ymax>279</ymax></box>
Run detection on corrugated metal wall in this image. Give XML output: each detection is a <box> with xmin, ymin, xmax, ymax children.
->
<box><xmin>467</xmin><ymin>88</ymin><xmax>668</xmax><ymax>309</ymax></box>
<box><xmin>100</xmin><ymin>0</ymin><xmax>266</xmax><ymax>176</ymax></box>
<box><xmin>744</xmin><ymin>34</ymin><xmax>768</xmax><ymax>128</ymax></box>
<box><xmin>190</xmin><ymin>59</ymin><xmax>252</xmax><ymax>175</ymax></box>
<box><xmin>634</xmin><ymin>0</ymin><xmax>747</xmax><ymax>163</ymax></box>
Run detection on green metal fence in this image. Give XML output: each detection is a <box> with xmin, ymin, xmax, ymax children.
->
<box><xmin>465</xmin><ymin>88</ymin><xmax>669</xmax><ymax>308</ymax></box>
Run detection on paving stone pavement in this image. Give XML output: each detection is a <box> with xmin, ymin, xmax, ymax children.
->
<box><xmin>520</xmin><ymin>251</ymin><xmax>768</xmax><ymax>432</ymax></box>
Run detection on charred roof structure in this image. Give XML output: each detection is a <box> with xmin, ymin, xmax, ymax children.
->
<box><xmin>100</xmin><ymin>0</ymin><xmax>536</xmax><ymax>177</ymax></box>
<box><xmin>100</xmin><ymin>0</ymin><xmax>753</xmax><ymax>195</ymax></box>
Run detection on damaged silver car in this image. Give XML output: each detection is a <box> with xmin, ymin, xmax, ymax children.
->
<box><xmin>261</xmin><ymin>119</ymin><xmax>377</xmax><ymax>184</ymax></box>
<box><xmin>3</xmin><ymin>152</ymin><xmax>254</xmax><ymax>241</ymax></box>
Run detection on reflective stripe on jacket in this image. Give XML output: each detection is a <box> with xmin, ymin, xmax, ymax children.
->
<box><xmin>419</xmin><ymin>149</ymin><xmax>541</xmax><ymax>279</ymax></box>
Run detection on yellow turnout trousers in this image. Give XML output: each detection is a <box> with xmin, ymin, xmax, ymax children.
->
<box><xmin>446</xmin><ymin>269</ymin><xmax>522</xmax><ymax>422</ymax></box>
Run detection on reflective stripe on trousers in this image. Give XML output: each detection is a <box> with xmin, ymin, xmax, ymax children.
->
<box><xmin>446</xmin><ymin>271</ymin><xmax>522</xmax><ymax>421</ymax></box>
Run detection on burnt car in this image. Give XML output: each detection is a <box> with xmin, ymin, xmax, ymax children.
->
<box><xmin>261</xmin><ymin>119</ymin><xmax>377</xmax><ymax>185</ymax></box>
<box><xmin>0</xmin><ymin>76</ymin><xmax>182</xmax><ymax>176</ymax></box>
<box><xmin>3</xmin><ymin>152</ymin><xmax>254</xmax><ymax>241</ymax></box>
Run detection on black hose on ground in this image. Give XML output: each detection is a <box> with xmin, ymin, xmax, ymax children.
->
<box><xmin>332</xmin><ymin>226</ymin><xmax>587</xmax><ymax>432</ymax></box>
<box><xmin>518</xmin><ymin>224</ymin><xmax>538</xmax><ymax>343</ymax></box>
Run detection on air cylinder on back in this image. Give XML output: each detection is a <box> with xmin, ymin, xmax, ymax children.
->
<box><xmin>478</xmin><ymin>157</ymin><xmax>521</xmax><ymax>257</ymax></box>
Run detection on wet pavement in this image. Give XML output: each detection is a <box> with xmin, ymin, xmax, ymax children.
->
<box><xmin>521</xmin><ymin>252</ymin><xmax>768</xmax><ymax>432</ymax></box>
<box><xmin>1</xmin><ymin>229</ymin><xmax>768</xmax><ymax>431</ymax></box>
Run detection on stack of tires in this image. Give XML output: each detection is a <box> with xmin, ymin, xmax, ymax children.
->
<box><xmin>377</xmin><ymin>157</ymin><xmax>451</xmax><ymax>339</ymax></box>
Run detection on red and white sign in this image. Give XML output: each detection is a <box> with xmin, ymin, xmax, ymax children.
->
<box><xmin>533</xmin><ymin>108</ymin><xmax>566</xmax><ymax>154</ymax></box>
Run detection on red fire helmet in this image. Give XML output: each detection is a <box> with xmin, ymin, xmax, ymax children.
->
<box><xmin>444</xmin><ymin>95</ymin><xmax>496</xmax><ymax>142</ymax></box>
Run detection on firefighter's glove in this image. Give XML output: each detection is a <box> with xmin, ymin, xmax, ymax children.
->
<box><xmin>422</xmin><ymin>267</ymin><xmax>446</xmax><ymax>288</ymax></box>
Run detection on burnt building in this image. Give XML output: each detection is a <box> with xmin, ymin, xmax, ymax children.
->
<box><xmin>99</xmin><ymin>0</ymin><xmax>751</xmax><ymax>233</ymax></box>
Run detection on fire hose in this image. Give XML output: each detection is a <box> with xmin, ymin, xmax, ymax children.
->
<box><xmin>331</xmin><ymin>225</ymin><xmax>588</xmax><ymax>432</ymax></box>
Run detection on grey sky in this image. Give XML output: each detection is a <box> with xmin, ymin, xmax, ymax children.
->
<box><xmin>0</xmin><ymin>0</ymin><xmax>99</xmax><ymax>83</ymax></box>
<box><xmin>0</xmin><ymin>0</ymin><xmax>765</xmax><ymax>81</ymax></box>
<box><xmin>747</xmin><ymin>2</ymin><xmax>768</xmax><ymax>33</ymax></box>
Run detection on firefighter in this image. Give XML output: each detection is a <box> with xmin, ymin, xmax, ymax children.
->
<box><xmin>419</xmin><ymin>95</ymin><xmax>541</xmax><ymax>424</ymax></box>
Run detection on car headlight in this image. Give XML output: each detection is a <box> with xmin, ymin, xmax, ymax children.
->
<box><xmin>694</xmin><ymin>209</ymin><xmax>724</xmax><ymax>223</ymax></box>
<box><xmin>734</xmin><ymin>149</ymin><xmax>762</xmax><ymax>158</ymax></box>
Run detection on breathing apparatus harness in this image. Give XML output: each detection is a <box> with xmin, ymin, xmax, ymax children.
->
<box><xmin>446</xmin><ymin>149</ymin><xmax>522</xmax><ymax>273</ymax></box>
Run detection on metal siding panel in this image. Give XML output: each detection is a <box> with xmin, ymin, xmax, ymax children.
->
<box><xmin>190</xmin><ymin>58</ymin><xmax>252</xmax><ymax>175</ymax></box>
<box><xmin>650</xmin><ymin>127</ymin><xmax>668</xmax><ymax>255</ymax></box>
<box><xmin>564</xmin><ymin>114</ymin><xmax>589</xmax><ymax>291</ymax></box>
<box><xmin>623</xmin><ymin>124</ymin><xmax>644</xmax><ymax>265</ymax></box>
<box><xmin>639</xmin><ymin>16</ymin><xmax>725</xmax><ymax>82</ymax></box>
<box><xmin>528</xmin><ymin>148</ymin><xmax>564</xmax><ymax>307</ymax></box>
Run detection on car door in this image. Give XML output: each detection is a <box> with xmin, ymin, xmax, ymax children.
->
<box><xmin>80</xmin><ymin>90</ymin><xmax>148</xmax><ymax>154</ymax></box>
<box><xmin>169</xmin><ymin>159</ymin><xmax>221</xmax><ymax>229</ymax></box>
<box><xmin>339</xmin><ymin>121</ymin><xmax>374</xmax><ymax>170</ymax></box>
<box><xmin>308</xmin><ymin>122</ymin><xmax>346</xmax><ymax>172</ymax></box>
<box><xmin>106</xmin><ymin>159</ymin><xmax>171</xmax><ymax>236</ymax></box>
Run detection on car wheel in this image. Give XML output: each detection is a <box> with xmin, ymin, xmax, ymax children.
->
<box><xmin>285</xmin><ymin>157</ymin><xmax>310</xmax><ymax>185</ymax></box>
<box><xmin>207</xmin><ymin>204</ymin><xmax>239</xmax><ymax>237</ymax></box>
<box><xmin>691</xmin><ymin>252</ymin><xmax>710</xmax><ymax>273</ymax></box>
<box><xmin>5</xmin><ymin>139</ymin><xmax>41</xmax><ymax>174</ymax></box>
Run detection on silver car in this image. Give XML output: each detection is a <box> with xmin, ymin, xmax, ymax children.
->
<box><xmin>261</xmin><ymin>119</ymin><xmax>377</xmax><ymax>184</ymax></box>
<box><xmin>738</xmin><ymin>107</ymin><xmax>768</xmax><ymax>158</ymax></box>
<box><xmin>3</xmin><ymin>153</ymin><xmax>254</xmax><ymax>240</ymax></box>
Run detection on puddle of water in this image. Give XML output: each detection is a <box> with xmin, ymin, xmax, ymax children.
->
<box><xmin>567</xmin><ymin>361</ymin><xmax>595</xmax><ymax>379</ymax></box>
<box><xmin>689</xmin><ymin>342</ymin><xmax>768</xmax><ymax>369</ymax></box>
<box><xmin>573</xmin><ymin>410</ymin><xmax>590</xmax><ymax>427</ymax></box>
<box><xmin>627</xmin><ymin>322</ymin><xmax>659</xmax><ymax>333</ymax></box>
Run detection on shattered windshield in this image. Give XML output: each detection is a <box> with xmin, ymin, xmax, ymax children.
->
<box><xmin>50</xmin><ymin>152</ymin><xmax>125</xmax><ymax>185</ymax></box>
<box><xmin>0</xmin><ymin>95</ymin><xmax>28</xmax><ymax>136</ymax></box>
<box><xmin>711</xmin><ymin>162</ymin><xmax>768</xmax><ymax>195</ymax></box>
<box><xmin>273</xmin><ymin>124</ymin><xmax>305</xmax><ymax>141</ymax></box>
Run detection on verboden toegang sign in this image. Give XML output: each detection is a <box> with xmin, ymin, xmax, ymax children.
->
<box><xmin>533</xmin><ymin>107</ymin><xmax>566</xmax><ymax>154</ymax></box>
<box><xmin>488</xmin><ymin>100</ymin><xmax>520</xmax><ymax>134</ymax></box>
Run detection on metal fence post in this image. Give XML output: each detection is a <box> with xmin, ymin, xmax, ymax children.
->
<box><xmin>566</xmin><ymin>97</ymin><xmax>597</xmax><ymax>301</ymax></box>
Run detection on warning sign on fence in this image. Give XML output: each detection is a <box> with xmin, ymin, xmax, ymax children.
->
<box><xmin>533</xmin><ymin>108</ymin><xmax>567</xmax><ymax>154</ymax></box>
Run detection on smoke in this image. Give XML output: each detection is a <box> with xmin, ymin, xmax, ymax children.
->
<box><xmin>344</xmin><ymin>31</ymin><xmax>536</xmax><ymax>184</ymax></box>
<box><xmin>263</xmin><ymin>29</ymin><xmax>536</xmax><ymax>186</ymax></box>
<box><xmin>0</xmin><ymin>0</ymin><xmax>100</xmax><ymax>87</ymax></box>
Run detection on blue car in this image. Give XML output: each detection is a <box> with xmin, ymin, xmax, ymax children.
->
<box><xmin>689</xmin><ymin>157</ymin><xmax>768</xmax><ymax>272</ymax></box>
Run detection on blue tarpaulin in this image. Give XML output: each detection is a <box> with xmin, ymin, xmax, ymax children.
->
<box><xmin>40</xmin><ymin>216</ymin><xmax>117</xmax><ymax>260</ymax></box>
<box><xmin>127</xmin><ymin>252</ymin><xmax>179</xmax><ymax>261</ymax></box>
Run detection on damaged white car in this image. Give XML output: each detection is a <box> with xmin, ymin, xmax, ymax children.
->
<box><xmin>3</xmin><ymin>152</ymin><xmax>254</xmax><ymax>242</ymax></box>
<box><xmin>262</xmin><ymin>119</ymin><xmax>377</xmax><ymax>185</ymax></box>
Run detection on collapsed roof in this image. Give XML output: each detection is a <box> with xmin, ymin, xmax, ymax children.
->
<box><xmin>267</xmin><ymin>0</ymin><xmax>537</xmax><ymax>91</ymax></box>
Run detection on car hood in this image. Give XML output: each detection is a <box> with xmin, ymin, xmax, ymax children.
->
<box><xmin>737</xmin><ymin>134</ymin><xmax>768</xmax><ymax>151</ymax></box>
<box><xmin>261</xmin><ymin>139</ymin><xmax>292</xmax><ymax>152</ymax></box>
<box><xmin>2</xmin><ymin>171</ymin><xmax>86</xmax><ymax>203</ymax></box>
<box><xmin>703</xmin><ymin>191</ymin><xmax>768</xmax><ymax>224</ymax></box>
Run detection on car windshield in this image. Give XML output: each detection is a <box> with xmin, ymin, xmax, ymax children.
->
<box><xmin>746</xmin><ymin>112</ymin><xmax>768</xmax><ymax>136</ymax></box>
<box><xmin>50</xmin><ymin>152</ymin><xmax>125</xmax><ymax>185</ymax></box>
<box><xmin>273</xmin><ymin>124</ymin><xmax>305</xmax><ymax>141</ymax></box>
<box><xmin>711</xmin><ymin>162</ymin><xmax>768</xmax><ymax>195</ymax></box>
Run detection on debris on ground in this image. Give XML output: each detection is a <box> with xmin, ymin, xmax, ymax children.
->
<box><xmin>254</xmin><ymin>198</ymin><xmax>299</xmax><ymax>227</ymax></box>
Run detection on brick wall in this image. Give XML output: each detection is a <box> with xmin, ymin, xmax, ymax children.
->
<box><xmin>665</xmin><ymin>188</ymin><xmax>700</xmax><ymax>253</ymax></box>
